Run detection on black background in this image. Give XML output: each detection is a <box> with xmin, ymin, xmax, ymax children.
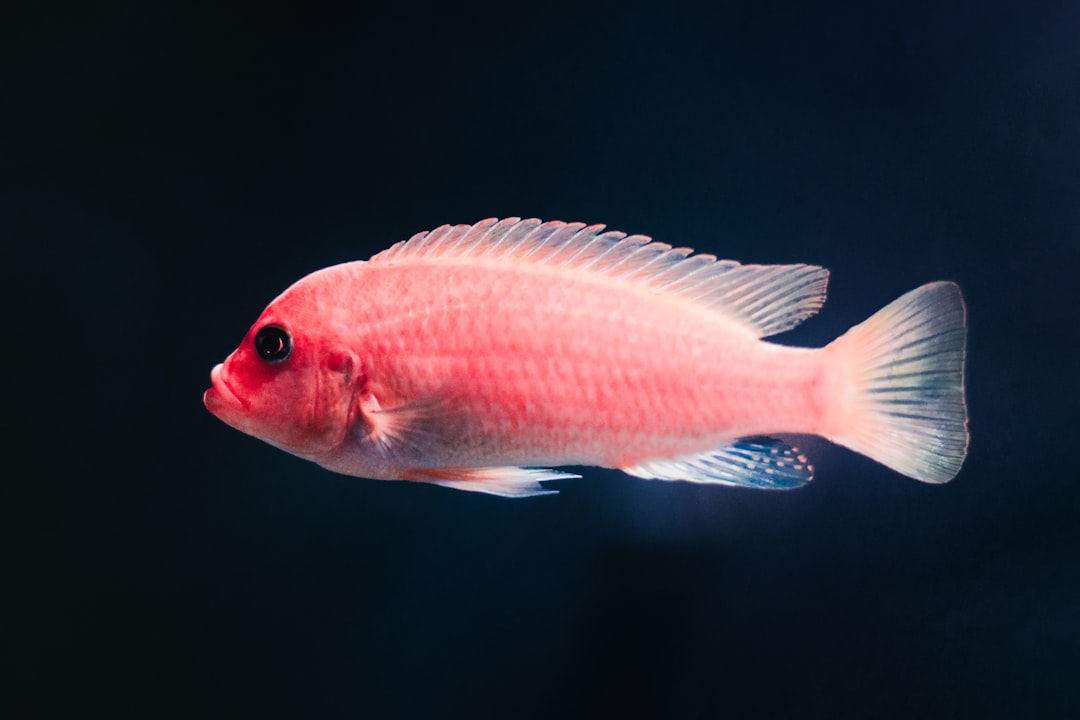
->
<box><xmin>8</xmin><ymin>1</ymin><xmax>1079</xmax><ymax>717</ymax></box>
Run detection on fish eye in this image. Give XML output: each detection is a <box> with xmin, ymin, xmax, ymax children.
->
<box><xmin>253</xmin><ymin>325</ymin><xmax>292</xmax><ymax>363</ymax></box>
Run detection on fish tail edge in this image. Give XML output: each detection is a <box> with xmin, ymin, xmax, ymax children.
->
<box><xmin>822</xmin><ymin>281</ymin><xmax>969</xmax><ymax>483</ymax></box>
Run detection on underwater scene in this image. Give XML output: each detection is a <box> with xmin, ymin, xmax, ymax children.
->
<box><xmin>10</xmin><ymin>2</ymin><xmax>1079</xmax><ymax>718</ymax></box>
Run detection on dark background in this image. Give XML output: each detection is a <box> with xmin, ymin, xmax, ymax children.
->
<box><xmin>8</xmin><ymin>1</ymin><xmax>1079</xmax><ymax>717</ymax></box>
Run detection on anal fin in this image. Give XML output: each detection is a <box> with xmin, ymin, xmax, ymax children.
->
<box><xmin>403</xmin><ymin>467</ymin><xmax>579</xmax><ymax>498</ymax></box>
<box><xmin>623</xmin><ymin>438</ymin><xmax>813</xmax><ymax>490</ymax></box>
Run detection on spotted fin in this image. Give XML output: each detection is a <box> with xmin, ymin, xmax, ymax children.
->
<box><xmin>622</xmin><ymin>438</ymin><xmax>814</xmax><ymax>490</ymax></box>
<box><xmin>371</xmin><ymin>218</ymin><xmax>829</xmax><ymax>337</ymax></box>
<box><xmin>403</xmin><ymin>467</ymin><xmax>578</xmax><ymax>498</ymax></box>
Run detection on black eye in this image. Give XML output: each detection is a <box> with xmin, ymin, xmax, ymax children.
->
<box><xmin>254</xmin><ymin>325</ymin><xmax>292</xmax><ymax>363</ymax></box>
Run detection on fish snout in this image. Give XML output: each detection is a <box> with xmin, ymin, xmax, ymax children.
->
<box><xmin>204</xmin><ymin>363</ymin><xmax>248</xmax><ymax>414</ymax></box>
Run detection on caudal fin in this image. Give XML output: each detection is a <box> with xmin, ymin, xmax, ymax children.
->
<box><xmin>824</xmin><ymin>281</ymin><xmax>968</xmax><ymax>483</ymax></box>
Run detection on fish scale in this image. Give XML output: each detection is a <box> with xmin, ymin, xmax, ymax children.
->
<box><xmin>334</xmin><ymin>260</ymin><xmax>823</xmax><ymax>467</ymax></box>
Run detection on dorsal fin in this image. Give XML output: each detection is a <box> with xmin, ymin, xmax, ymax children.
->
<box><xmin>371</xmin><ymin>218</ymin><xmax>829</xmax><ymax>337</ymax></box>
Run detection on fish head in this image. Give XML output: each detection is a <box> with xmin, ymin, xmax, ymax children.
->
<box><xmin>204</xmin><ymin>279</ymin><xmax>362</xmax><ymax>461</ymax></box>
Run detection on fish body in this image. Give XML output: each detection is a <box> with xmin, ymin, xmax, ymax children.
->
<box><xmin>204</xmin><ymin>218</ymin><xmax>968</xmax><ymax>497</ymax></box>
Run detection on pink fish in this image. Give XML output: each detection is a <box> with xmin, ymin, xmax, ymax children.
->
<box><xmin>204</xmin><ymin>218</ymin><xmax>968</xmax><ymax>497</ymax></box>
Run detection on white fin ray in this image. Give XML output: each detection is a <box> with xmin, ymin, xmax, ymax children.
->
<box><xmin>354</xmin><ymin>394</ymin><xmax>451</xmax><ymax>469</ymax></box>
<box><xmin>824</xmin><ymin>281</ymin><xmax>968</xmax><ymax>483</ymax></box>
<box><xmin>521</xmin><ymin>222</ymin><xmax>588</xmax><ymax>264</ymax></box>
<box><xmin>405</xmin><ymin>224</ymin><xmax>454</xmax><ymax>257</ymax></box>
<box><xmin>487</xmin><ymin>218</ymin><xmax>551</xmax><ymax>261</ymax></box>
<box><xmin>407</xmin><ymin>467</ymin><xmax>579</xmax><ymax>498</ymax></box>
<box><xmin>371</xmin><ymin>218</ymin><xmax>829</xmax><ymax>337</ymax></box>
<box><xmin>468</xmin><ymin>217</ymin><xmax>525</xmax><ymax>259</ymax></box>
<box><xmin>623</xmin><ymin>438</ymin><xmax>814</xmax><ymax>490</ymax></box>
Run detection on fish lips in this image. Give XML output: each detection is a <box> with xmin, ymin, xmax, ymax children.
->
<box><xmin>204</xmin><ymin>363</ymin><xmax>250</xmax><ymax>420</ymax></box>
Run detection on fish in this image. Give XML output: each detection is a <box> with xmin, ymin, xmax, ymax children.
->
<box><xmin>203</xmin><ymin>218</ymin><xmax>968</xmax><ymax>498</ymax></box>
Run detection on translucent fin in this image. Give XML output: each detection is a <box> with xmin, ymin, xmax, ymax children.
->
<box><xmin>371</xmin><ymin>218</ymin><xmax>829</xmax><ymax>337</ymax></box>
<box><xmin>355</xmin><ymin>395</ymin><xmax>574</xmax><ymax>497</ymax></box>
<box><xmin>355</xmin><ymin>394</ymin><xmax>450</xmax><ymax>468</ymax></box>
<box><xmin>622</xmin><ymin>438</ymin><xmax>813</xmax><ymax>490</ymax></box>
<box><xmin>824</xmin><ymin>281</ymin><xmax>968</xmax><ymax>483</ymax></box>
<box><xmin>403</xmin><ymin>467</ymin><xmax>577</xmax><ymax>498</ymax></box>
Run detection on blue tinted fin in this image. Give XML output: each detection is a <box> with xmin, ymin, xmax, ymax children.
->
<box><xmin>622</xmin><ymin>437</ymin><xmax>813</xmax><ymax>490</ymax></box>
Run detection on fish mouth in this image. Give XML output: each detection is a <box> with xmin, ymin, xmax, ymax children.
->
<box><xmin>204</xmin><ymin>363</ymin><xmax>249</xmax><ymax>414</ymax></box>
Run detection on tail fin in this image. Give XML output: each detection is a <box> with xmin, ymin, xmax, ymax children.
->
<box><xmin>824</xmin><ymin>281</ymin><xmax>968</xmax><ymax>483</ymax></box>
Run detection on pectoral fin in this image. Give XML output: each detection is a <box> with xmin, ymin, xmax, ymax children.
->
<box><xmin>403</xmin><ymin>467</ymin><xmax>578</xmax><ymax>498</ymax></box>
